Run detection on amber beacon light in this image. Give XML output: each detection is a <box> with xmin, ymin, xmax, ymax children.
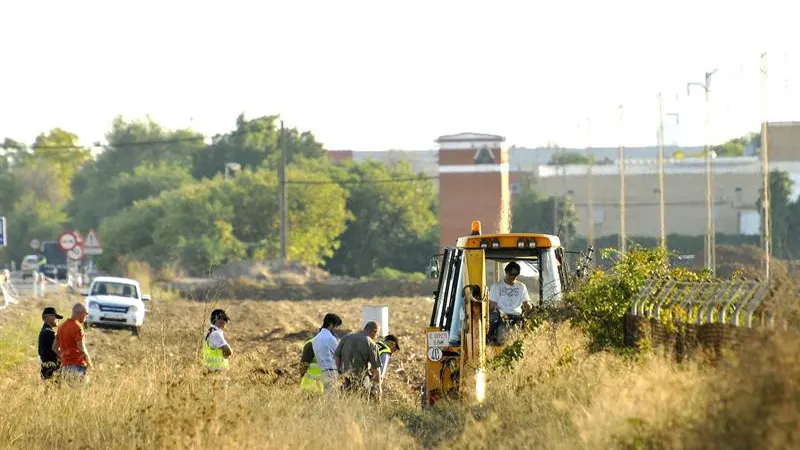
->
<box><xmin>470</xmin><ymin>220</ymin><xmax>482</xmax><ymax>236</ymax></box>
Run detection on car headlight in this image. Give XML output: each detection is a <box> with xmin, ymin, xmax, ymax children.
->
<box><xmin>129</xmin><ymin>304</ymin><xmax>138</xmax><ymax>313</ymax></box>
<box><xmin>88</xmin><ymin>301</ymin><xmax>99</xmax><ymax>309</ymax></box>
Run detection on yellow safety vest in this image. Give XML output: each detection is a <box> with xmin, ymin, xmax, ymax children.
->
<box><xmin>300</xmin><ymin>338</ymin><xmax>324</xmax><ymax>394</ymax></box>
<box><xmin>203</xmin><ymin>328</ymin><xmax>230</xmax><ymax>372</ymax></box>
<box><xmin>377</xmin><ymin>341</ymin><xmax>391</xmax><ymax>357</ymax></box>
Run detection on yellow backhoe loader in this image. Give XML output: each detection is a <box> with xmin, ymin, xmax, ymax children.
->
<box><xmin>422</xmin><ymin>220</ymin><xmax>585</xmax><ymax>407</ymax></box>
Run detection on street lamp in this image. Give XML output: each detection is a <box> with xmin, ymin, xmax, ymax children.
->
<box><xmin>759</xmin><ymin>52</ymin><xmax>771</xmax><ymax>280</ymax></box>
<box><xmin>687</xmin><ymin>68</ymin><xmax>719</xmax><ymax>274</ymax></box>
<box><xmin>657</xmin><ymin>93</ymin><xmax>667</xmax><ymax>250</ymax></box>
<box><xmin>618</xmin><ymin>105</ymin><xmax>626</xmax><ymax>253</ymax></box>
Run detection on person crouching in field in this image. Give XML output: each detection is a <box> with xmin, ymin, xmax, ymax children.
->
<box><xmin>203</xmin><ymin>309</ymin><xmax>232</xmax><ymax>374</ymax></box>
<box><xmin>38</xmin><ymin>306</ymin><xmax>63</xmax><ymax>381</ymax></box>
<box><xmin>376</xmin><ymin>334</ymin><xmax>400</xmax><ymax>382</ymax></box>
<box><xmin>335</xmin><ymin>321</ymin><xmax>382</xmax><ymax>401</ymax></box>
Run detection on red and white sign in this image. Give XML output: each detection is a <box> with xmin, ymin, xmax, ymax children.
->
<box><xmin>67</xmin><ymin>244</ymin><xmax>84</xmax><ymax>261</ymax></box>
<box><xmin>84</xmin><ymin>229</ymin><xmax>103</xmax><ymax>255</ymax></box>
<box><xmin>57</xmin><ymin>231</ymin><xmax>77</xmax><ymax>252</ymax></box>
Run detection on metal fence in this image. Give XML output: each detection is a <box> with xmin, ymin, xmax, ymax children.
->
<box><xmin>629</xmin><ymin>279</ymin><xmax>779</xmax><ymax>328</ymax></box>
<box><xmin>625</xmin><ymin>278</ymin><xmax>799</xmax><ymax>361</ymax></box>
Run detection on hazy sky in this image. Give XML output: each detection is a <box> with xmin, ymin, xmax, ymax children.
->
<box><xmin>1</xmin><ymin>0</ymin><xmax>798</xmax><ymax>151</ymax></box>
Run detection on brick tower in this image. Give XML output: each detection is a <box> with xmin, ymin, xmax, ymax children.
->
<box><xmin>436</xmin><ymin>133</ymin><xmax>510</xmax><ymax>250</ymax></box>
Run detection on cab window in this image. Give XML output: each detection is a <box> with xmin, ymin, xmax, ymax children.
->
<box><xmin>91</xmin><ymin>282</ymin><xmax>138</xmax><ymax>298</ymax></box>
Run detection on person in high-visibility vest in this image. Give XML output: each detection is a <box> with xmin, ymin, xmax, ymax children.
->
<box><xmin>299</xmin><ymin>338</ymin><xmax>324</xmax><ymax>394</ymax></box>
<box><xmin>300</xmin><ymin>313</ymin><xmax>342</xmax><ymax>394</ymax></box>
<box><xmin>203</xmin><ymin>309</ymin><xmax>232</xmax><ymax>372</ymax></box>
<box><xmin>376</xmin><ymin>334</ymin><xmax>400</xmax><ymax>381</ymax></box>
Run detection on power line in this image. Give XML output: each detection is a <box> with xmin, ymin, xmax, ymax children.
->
<box><xmin>286</xmin><ymin>175</ymin><xmax>438</xmax><ymax>185</ymax></box>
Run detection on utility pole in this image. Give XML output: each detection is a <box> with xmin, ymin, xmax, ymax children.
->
<box><xmin>586</xmin><ymin>117</ymin><xmax>595</xmax><ymax>249</ymax></box>
<box><xmin>618</xmin><ymin>105</ymin><xmax>626</xmax><ymax>253</ymax></box>
<box><xmin>278</xmin><ymin>119</ymin><xmax>288</xmax><ymax>262</ymax></box>
<box><xmin>657</xmin><ymin>93</ymin><xmax>667</xmax><ymax>250</ymax></box>
<box><xmin>688</xmin><ymin>69</ymin><xmax>718</xmax><ymax>273</ymax></box>
<box><xmin>760</xmin><ymin>52</ymin><xmax>771</xmax><ymax>280</ymax></box>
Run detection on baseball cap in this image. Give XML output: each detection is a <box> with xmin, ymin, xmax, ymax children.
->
<box><xmin>384</xmin><ymin>334</ymin><xmax>400</xmax><ymax>351</ymax></box>
<box><xmin>42</xmin><ymin>307</ymin><xmax>63</xmax><ymax>320</ymax></box>
<box><xmin>210</xmin><ymin>309</ymin><xmax>230</xmax><ymax>323</ymax></box>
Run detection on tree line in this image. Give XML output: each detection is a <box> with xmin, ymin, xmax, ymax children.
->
<box><xmin>0</xmin><ymin>115</ymin><xmax>439</xmax><ymax>278</ymax></box>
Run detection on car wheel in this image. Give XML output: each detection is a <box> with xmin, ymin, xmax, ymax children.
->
<box><xmin>131</xmin><ymin>326</ymin><xmax>141</xmax><ymax>337</ymax></box>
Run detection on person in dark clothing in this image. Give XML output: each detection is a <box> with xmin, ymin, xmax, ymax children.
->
<box><xmin>38</xmin><ymin>306</ymin><xmax>63</xmax><ymax>380</ymax></box>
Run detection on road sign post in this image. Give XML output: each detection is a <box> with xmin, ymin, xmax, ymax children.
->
<box><xmin>83</xmin><ymin>229</ymin><xmax>103</xmax><ymax>256</ymax></box>
<box><xmin>57</xmin><ymin>231</ymin><xmax>77</xmax><ymax>252</ymax></box>
<box><xmin>67</xmin><ymin>244</ymin><xmax>84</xmax><ymax>262</ymax></box>
<box><xmin>0</xmin><ymin>216</ymin><xmax>6</xmax><ymax>247</ymax></box>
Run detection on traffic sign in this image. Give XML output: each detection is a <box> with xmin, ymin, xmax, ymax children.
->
<box><xmin>0</xmin><ymin>216</ymin><xmax>5</xmax><ymax>247</ymax></box>
<box><xmin>57</xmin><ymin>231</ymin><xmax>77</xmax><ymax>252</ymax></box>
<box><xmin>67</xmin><ymin>244</ymin><xmax>84</xmax><ymax>261</ymax></box>
<box><xmin>84</xmin><ymin>229</ymin><xmax>103</xmax><ymax>255</ymax></box>
<box><xmin>427</xmin><ymin>347</ymin><xmax>443</xmax><ymax>362</ymax></box>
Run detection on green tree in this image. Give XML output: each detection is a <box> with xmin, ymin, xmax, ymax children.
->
<box><xmin>549</xmin><ymin>152</ymin><xmax>592</xmax><ymax>165</ymax></box>
<box><xmin>99</xmin><ymin>160</ymin><xmax>349</xmax><ymax>274</ymax></box>
<box><xmin>191</xmin><ymin>114</ymin><xmax>325</xmax><ymax>180</ymax></box>
<box><xmin>28</xmin><ymin>129</ymin><xmax>92</xmax><ymax>183</ymax></box>
<box><xmin>0</xmin><ymin>151</ymin><xmax>18</xmax><ymax>215</ymax></box>
<box><xmin>757</xmin><ymin>170</ymin><xmax>793</xmax><ymax>258</ymax></box>
<box><xmin>712</xmin><ymin>132</ymin><xmax>760</xmax><ymax>157</ymax></box>
<box><xmin>511</xmin><ymin>182</ymin><xmax>578</xmax><ymax>244</ymax></box>
<box><xmin>2</xmin><ymin>193</ymin><xmax>68</xmax><ymax>265</ymax></box>
<box><xmin>69</xmin><ymin>117</ymin><xmax>203</xmax><ymax>229</ymax></box>
<box><xmin>324</xmin><ymin>160</ymin><xmax>438</xmax><ymax>277</ymax></box>
<box><xmin>4</xmin><ymin>129</ymin><xmax>91</xmax><ymax>211</ymax></box>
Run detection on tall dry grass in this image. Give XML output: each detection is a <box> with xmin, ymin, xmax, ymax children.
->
<box><xmin>0</xmin><ymin>293</ymin><xmax>796</xmax><ymax>449</ymax></box>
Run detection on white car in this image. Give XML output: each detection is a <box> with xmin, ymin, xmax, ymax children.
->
<box><xmin>20</xmin><ymin>254</ymin><xmax>41</xmax><ymax>279</ymax></box>
<box><xmin>83</xmin><ymin>276</ymin><xmax>151</xmax><ymax>334</ymax></box>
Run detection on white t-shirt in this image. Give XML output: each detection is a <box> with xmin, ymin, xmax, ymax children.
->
<box><xmin>311</xmin><ymin>328</ymin><xmax>339</xmax><ymax>371</ymax></box>
<box><xmin>489</xmin><ymin>281</ymin><xmax>531</xmax><ymax>315</ymax></box>
<box><xmin>207</xmin><ymin>325</ymin><xmax>230</xmax><ymax>350</ymax></box>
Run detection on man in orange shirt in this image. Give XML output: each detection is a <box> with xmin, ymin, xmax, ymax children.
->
<box><xmin>53</xmin><ymin>303</ymin><xmax>93</xmax><ymax>384</ymax></box>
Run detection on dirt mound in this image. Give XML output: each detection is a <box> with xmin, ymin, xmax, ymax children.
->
<box><xmin>714</xmin><ymin>244</ymin><xmax>789</xmax><ymax>279</ymax></box>
<box><xmin>211</xmin><ymin>260</ymin><xmax>331</xmax><ymax>285</ymax></box>
<box><xmin>174</xmin><ymin>277</ymin><xmax>437</xmax><ymax>301</ymax></box>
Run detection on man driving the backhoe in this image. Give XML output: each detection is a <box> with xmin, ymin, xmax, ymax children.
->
<box><xmin>487</xmin><ymin>261</ymin><xmax>531</xmax><ymax>344</ymax></box>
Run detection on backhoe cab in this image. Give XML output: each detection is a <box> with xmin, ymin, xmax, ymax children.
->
<box><xmin>422</xmin><ymin>220</ymin><xmax>571</xmax><ymax>407</ymax></box>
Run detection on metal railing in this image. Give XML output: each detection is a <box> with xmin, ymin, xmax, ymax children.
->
<box><xmin>629</xmin><ymin>279</ymin><xmax>791</xmax><ymax>329</ymax></box>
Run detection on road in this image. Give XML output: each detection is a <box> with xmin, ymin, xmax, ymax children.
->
<box><xmin>1</xmin><ymin>270</ymin><xmax>70</xmax><ymax>301</ymax></box>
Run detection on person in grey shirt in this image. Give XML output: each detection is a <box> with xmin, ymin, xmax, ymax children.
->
<box><xmin>335</xmin><ymin>321</ymin><xmax>382</xmax><ymax>400</ymax></box>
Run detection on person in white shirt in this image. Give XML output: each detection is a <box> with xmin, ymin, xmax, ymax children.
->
<box><xmin>487</xmin><ymin>262</ymin><xmax>531</xmax><ymax>343</ymax></box>
<box><xmin>311</xmin><ymin>313</ymin><xmax>343</xmax><ymax>394</ymax></box>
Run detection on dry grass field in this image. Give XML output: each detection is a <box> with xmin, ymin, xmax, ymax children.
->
<box><xmin>0</xmin><ymin>291</ymin><xmax>797</xmax><ymax>450</ymax></box>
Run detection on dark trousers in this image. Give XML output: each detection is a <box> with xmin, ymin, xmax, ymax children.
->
<box><xmin>40</xmin><ymin>362</ymin><xmax>60</xmax><ymax>381</ymax></box>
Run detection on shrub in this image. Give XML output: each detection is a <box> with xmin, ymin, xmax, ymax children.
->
<box><xmin>565</xmin><ymin>246</ymin><xmax>710</xmax><ymax>351</ymax></box>
<box><xmin>364</xmin><ymin>267</ymin><xmax>426</xmax><ymax>282</ymax></box>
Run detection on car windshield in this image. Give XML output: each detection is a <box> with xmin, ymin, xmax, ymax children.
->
<box><xmin>92</xmin><ymin>281</ymin><xmax>138</xmax><ymax>298</ymax></box>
